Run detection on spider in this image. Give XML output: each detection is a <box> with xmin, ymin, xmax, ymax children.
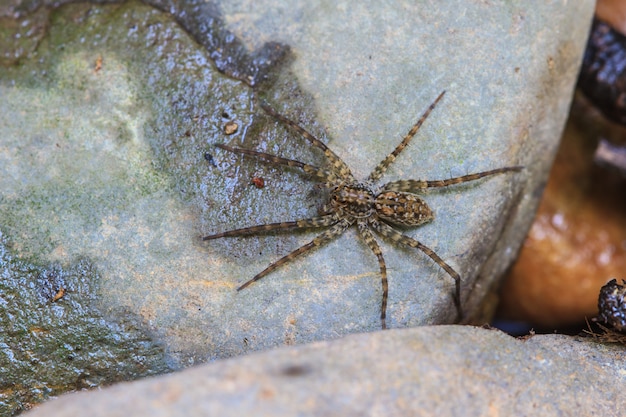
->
<box><xmin>203</xmin><ymin>91</ymin><xmax>522</xmax><ymax>329</ymax></box>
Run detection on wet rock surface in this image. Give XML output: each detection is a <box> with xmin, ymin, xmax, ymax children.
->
<box><xmin>0</xmin><ymin>0</ymin><xmax>595</xmax><ymax>414</ymax></box>
<box><xmin>0</xmin><ymin>233</ymin><xmax>171</xmax><ymax>415</ymax></box>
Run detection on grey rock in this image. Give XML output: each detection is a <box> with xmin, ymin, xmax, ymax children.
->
<box><xmin>24</xmin><ymin>326</ymin><xmax>626</xmax><ymax>417</ymax></box>
<box><xmin>0</xmin><ymin>0</ymin><xmax>594</xmax><ymax>410</ymax></box>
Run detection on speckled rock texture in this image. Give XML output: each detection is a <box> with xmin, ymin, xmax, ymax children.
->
<box><xmin>24</xmin><ymin>326</ymin><xmax>626</xmax><ymax>417</ymax></box>
<box><xmin>0</xmin><ymin>0</ymin><xmax>594</xmax><ymax>413</ymax></box>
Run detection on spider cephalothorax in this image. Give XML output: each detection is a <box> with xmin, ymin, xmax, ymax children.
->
<box><xmin>203</xmin><ymin>91</ymin><xmax>521</xmax><ymax>329</ymax></box>
<box><xmin>330</xmin><ymin>183</ymin><xmax>376</xmax><ymax>218</ymax></box>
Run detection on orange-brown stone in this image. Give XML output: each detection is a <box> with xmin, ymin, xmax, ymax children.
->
<box><xmin>499</xmin><ymin>112</ymin><xmax>626</xmax><ymax>327</ymax></box>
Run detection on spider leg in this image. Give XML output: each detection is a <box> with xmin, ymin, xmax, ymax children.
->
<box><xmin>237</xmin><ymin>218</ymin><xmax>353</xmax><ymax>291</ymax></box>
<box><xmin>382</xmin><ymin>166</ymin><xmax>523</xmax><ymax>192</ymax></box>
<box><xmin>215</xmin><ymin>144</ymin><xmax>339</xmax><ymax>183</ymax></box>
<box><xmin>367</xmin><ymin>91</ymin><xmax>446</xmax><ymax>182</ymax></box>
<box><xmin>261</xmin><ymin>103</ymin><xmax>355</xmax><ymax>181</ymax></box>
<box><xmin>202</xmin><ymin>214</ymin><xmax>339</xmax><ymax>240</ymax></box>
<box><xmin>369</xmin><ymin>219</ymin><xmax>462</xmax><ymax>322</ymax></box>
<box><xmin>357</xmin><ymin>220</ymin><xmax>388</xmax><ymax>330</ymax></box>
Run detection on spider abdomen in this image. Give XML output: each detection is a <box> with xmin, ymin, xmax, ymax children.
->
<box><xmin>375</xmin><ymin>191</ymin><xmax>433</xmax><ymax>226</ymax></box>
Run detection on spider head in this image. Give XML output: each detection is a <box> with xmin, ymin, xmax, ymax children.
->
<box><xmin>374</xmin><ymin>191</ymin><xmax>433</xmax><ymax>226</ymax></box>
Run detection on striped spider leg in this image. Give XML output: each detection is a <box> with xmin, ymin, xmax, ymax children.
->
<box><xmin>203</xmin><ymin>91</ymin><xmax>522</xmax><ymax>329</ymax></box>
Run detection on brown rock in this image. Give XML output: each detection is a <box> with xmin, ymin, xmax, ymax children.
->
<box><xmin>499</xmin><ymin>107</ymin><xmax>626</xmax><ymax>327</ymax></box>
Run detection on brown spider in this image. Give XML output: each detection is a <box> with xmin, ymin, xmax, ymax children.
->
<box><xmin>203</xmin><ymin>91</ymin><xmax>522</xmax><ymax>329</ymax></box>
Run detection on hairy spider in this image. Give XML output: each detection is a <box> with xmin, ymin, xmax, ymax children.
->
<box><xmin>203</xmin><ymin>91</ymin><xmax>522</xmax><ymax>329</ymax></box>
